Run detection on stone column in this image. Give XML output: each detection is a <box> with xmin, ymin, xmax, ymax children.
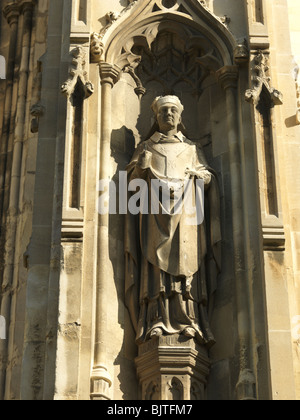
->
<box><xmin>90</xmin><ymin>63</ymin><xmax>120</xmax><ymax>400</ymax></box>
<box><xmin>0</xmin><ymin>3</ymin><xmax>20</xmax><ymax>399</ymax></box>
<box><xmin>0</xmin><ymin>2</ymin><xmax>19</xmax><ymax>219</ymax></box>
<box><xmin>216</xmin><ymin>66</ymin><xmax>256</xmax><ymax>400</ymax></box>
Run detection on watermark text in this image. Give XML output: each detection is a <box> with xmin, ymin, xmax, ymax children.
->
<box><xmin>97</xmin><ymin>171</ymin><xmax>205</xmax><ymax>226</ymax></box>
<box><xmin>0</xmin><ymin>315</ymin><xmax>6</xmax><ymax>340</ymax></box>
<box><xmin>0</xmin><ymin>55</ymin><xmax>6</xmax><ymax>79</ymax></box>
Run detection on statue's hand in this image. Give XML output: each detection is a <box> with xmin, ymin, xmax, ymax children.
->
<box><xmin>199</xmin><ymin>170</ymin><xmax>211</xmax><ymax>185</ymax></box>
<box><xmin>185</xmin><ymin>168</ymin><xmax>211</xmax><ymax>185</ymax></box>
<box><xmin>137</xmin><ymin>150</ymin><xmax>152</xmax><ymax>170</ymax></box>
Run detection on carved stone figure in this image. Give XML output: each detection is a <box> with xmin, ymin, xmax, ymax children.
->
<box><xmin>125</xmin><ymin>96</ymin><xmax>221</xmax><ymax>347</ymax></box>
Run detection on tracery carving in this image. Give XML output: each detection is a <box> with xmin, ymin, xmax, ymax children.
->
<box><xmin>90</xmin><ymin>0</ymin><xmax>236</xmax><ymax>72</ymax></box>
<box><xmin>131</xmin><ymin>27</ymin><xmax>222</xmax><ymax>98</ymax></box>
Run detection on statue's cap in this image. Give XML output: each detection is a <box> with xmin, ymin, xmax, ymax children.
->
<box><xmin>151</xmin><ymin>95</ymin><xmax>184</xmax><ymax>115</ymax></box>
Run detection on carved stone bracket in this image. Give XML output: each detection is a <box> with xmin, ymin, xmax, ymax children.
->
<box><xmin>234</xmin><ymin>41</ymin><xmax>250</xmax><ymax>65</ymax></box>
<box><xmin>99</xmin><ymin>62</ymin><xmax>122</xmax><ymax>86</ymax></box>
<box><xmin>30</xmin><ymin>103</ymin><xmax>45</xmax><ymax>133</ymax></box>
<box><xmin>135</xmin><ymin>334</ymin><xmax>210</xmax><ymax>400</ymax></box>
<box><xmin>245</xmin><ymin>51</ymin><xmax>283</xmax><ymax>106</ymax></box>
<box><xmin>61</xmin><ymin>47</ymin><xmax>94</xmax><ymax>99</ymax></box>
<box><xmin>90</xmin><ymin>32</ymin><xmax>104</xmax><ymax>63</ymax></box>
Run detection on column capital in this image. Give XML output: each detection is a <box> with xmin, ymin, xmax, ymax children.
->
<box><xmin>216</xmin><ymin>65</ymin><xmax>239</xmax><ymax>90</ymax></box>
<box><xmin>100</xmin><ymin>62</ymin><xmax>121</xmax><ymax>87</ymax></box>
<box><xmin>3</xmin><ymin>2</ymin><xmax>20</xmax><ymax>26</ymax></box>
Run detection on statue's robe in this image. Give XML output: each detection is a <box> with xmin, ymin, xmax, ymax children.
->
<box><xmin>125</xmin><ymin>132</ymin><xmax>221</xmax><ymax>346</ymax></box>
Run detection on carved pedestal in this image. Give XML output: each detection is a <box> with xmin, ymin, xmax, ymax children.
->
<box><xmin>135</xmin><ymin>335</ymin><xmax>210</xmax><ymax>401</ymax></box>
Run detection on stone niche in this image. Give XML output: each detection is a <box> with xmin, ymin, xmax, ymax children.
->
<box><xmin>91</xmin><ymin>0</ymin><xmax>248</xmax><ymax>401</ymax></box>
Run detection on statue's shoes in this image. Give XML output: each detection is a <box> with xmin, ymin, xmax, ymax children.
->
<box><xmin>150</xmin><ymin>327</ymin><xmax>163</xmax><ymax>338</ymax></box>
<box><xmin>183</xmin><ymin>327</ymin><xmax>196</xmax><ymax>338</ymax></box>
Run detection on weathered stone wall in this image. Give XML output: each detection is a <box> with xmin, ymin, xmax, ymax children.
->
<box><xmin>0</xmin><ymin>0</ymin><xmax>50</xmax><ymax>400</ymax></box>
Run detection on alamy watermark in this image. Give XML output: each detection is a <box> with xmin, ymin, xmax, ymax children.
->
<box><xmin>0</xmin><ymin>316</ymin><xmax>6</xmax><ymax>340</ymax></box>
<box><xmin>0</xmin><ymin>55</ymin><xmax>6</xmax><ymax>80</ymax></box>
<box><xmin>97</xmin><ymin>171</ymin><xmax>205</xmax><ymax>226</ymax></box>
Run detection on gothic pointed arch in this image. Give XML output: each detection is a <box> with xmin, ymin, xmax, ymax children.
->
<box><xmin>93</xmin><ymin>0</ymin><xmax>238</xmax><ymax>83</ymax></box>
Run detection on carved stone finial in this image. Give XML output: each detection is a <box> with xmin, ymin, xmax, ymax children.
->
<box><xmin>61</xmin><ymin>47</ymin><xmax>94</xmax><ymax>98</ymax></box>
<box><xmin>245</xmin><ymin>51</ymin><xmax>283</xmax><ymax>106</ymax></box>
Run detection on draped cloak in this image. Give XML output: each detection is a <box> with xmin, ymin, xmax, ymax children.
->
<box><xmin>124</xmin><ymin>132</ymin><xmax>221</xmax><ymax>346</ymax></box>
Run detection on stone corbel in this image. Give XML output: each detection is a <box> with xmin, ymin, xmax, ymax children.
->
<box><xmin>61</xmin><ymin>47</ymin><xmax>94</xmax><ymax>99</ymax></box>
<box><xmin>234</xmin><ymin>40</ymin><xmax>250</xmax><ymax>65</ymax></box>
<box><xmin>245</xmin><ymin>51</ymin><xmax>283</xmax><ymax>106</ymax></box>
<box><xmin>30</xmin><ymin>103</ymin><xmax>45</xmax><ymax>133</ymax></box>
<box><xmin>99</xmin><ymin>62</ymin><xmax>122</xmax><ymax>87</ymax></box>
<box><xmin>90</xmin><ymin>32</ymin><xmax>104</xmax><ymax>63</ymax></box>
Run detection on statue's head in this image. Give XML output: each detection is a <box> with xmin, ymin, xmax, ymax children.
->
<box><xmin>151</xmin><ymin>95</ymin><xmax>184</xmax><ymax>134</ymax></box>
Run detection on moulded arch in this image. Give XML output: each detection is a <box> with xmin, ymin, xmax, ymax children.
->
<box><xmin>100</xmin><ymin>0</ymin><xmax>237</xmax><ymax>72</ymax></box>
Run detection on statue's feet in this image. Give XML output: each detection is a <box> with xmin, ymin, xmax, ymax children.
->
<box><xmin>150</xmin><ymin>327</ymin><xmax>163</xmax><ymax>338</ymax></box>
<box><xmin>183</xmin><ymin>327</ymin><xmax>196</xmax><ymax>338</ymax></box>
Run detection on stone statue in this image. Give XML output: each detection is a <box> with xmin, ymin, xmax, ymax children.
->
<box><xmin>125</xmin><ymin>95</ymin><xmax>221</xmax><ymax>347</ymax></box>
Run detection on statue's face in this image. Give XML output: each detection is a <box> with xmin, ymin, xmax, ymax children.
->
<box><xmin>156</xmin><ymin>103</ymin><xmax>182</xmax><ymax>133</ymax></box>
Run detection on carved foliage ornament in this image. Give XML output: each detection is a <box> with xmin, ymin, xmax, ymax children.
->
<box><xmin>61</xmin><ymin>47</ymin><xmax>94</xmax><ymax>99</ymax></box>
<box><xmin>245</xmin><ymin>51</ymin><xmax>283</xmax><ymax>106</ymax></box>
